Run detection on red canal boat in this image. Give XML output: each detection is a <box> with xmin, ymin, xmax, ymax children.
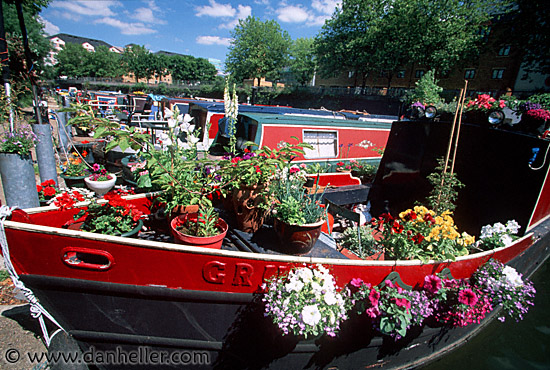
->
<box><xmin>1</xmin><ymin>120</ymin><xmax>550</xmax><ymax>369</ymax></box>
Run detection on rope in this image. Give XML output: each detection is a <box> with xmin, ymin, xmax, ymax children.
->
<box><xmin>0</xmin><ymin>206</ymin><xmax>66</xmax><ymax>347</ymax></box>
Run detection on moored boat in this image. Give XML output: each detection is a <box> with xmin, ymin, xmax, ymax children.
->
<box><xmin>1</xmin><ymin>119</ymin><xmax>549</xmax><ymax>369</ymax></box>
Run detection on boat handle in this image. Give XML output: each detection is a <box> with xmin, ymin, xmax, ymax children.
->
<box><xmin>61</xmin><ymin>247</ymin><xmax>115</xmax><ymax>271</ymax></box>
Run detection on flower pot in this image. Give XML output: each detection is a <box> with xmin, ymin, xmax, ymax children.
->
<box><xmin>84</xmin><ymin>174</ymin><xmax>116</xmax><ymax>197</ymax></box>
<box><xmin>0</xmin><ymin>153</ymin><xmax>40</xmax><ymax>208</ymax></box>
<box><xmin>166</xmin><ymin>204</ymin><xmax>200</xmax><ymax>228</ymax></box>
<box><xmin>60</xmin><ymin>173</ymin><xmax>87</xmax><ymax>188</ymax></box>
<box><xmin>273</xmin><ymin>218</ymin><xmax>324</xmax><ymax>255</ymax></box>
<box><xmin>67</xmin><ymin>219</ymin><xmax>143</xmax><ymax>237</ymax></box>
<box><xmin>170</xmin><ymin>213</ymin><xmax>228</xmax><ymax>249</ymax></box>
<box><xmin>231</xmin><ymin>184</ymin><xmax>268</xmax><ymax>233</ymax></box>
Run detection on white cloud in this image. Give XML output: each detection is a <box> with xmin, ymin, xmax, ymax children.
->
<box><xmin>311</xmin><ymin>0</ymin><xmax>340</xmax><ymax>15</ymax></box>
<box><xmin>195</xmin><ymin>0</ymin><xmax>236</xmax><ymax>18</ymax></box>
<box><xmin>94</xmin><ymin>17</ymin><xmax>157</xmax><ymax>36</ymax></box>
<box><xmin>307</xmin><ymin>14</ymin><xmax>331</xmax><ymax>26</ymax></box>
<box><xmin>277</xmin><ymin>5</ymin><xmax>309</xmax><ymax>23</ymax></box>
<box><xmin>39</xmin><ymin>17</ymin><xmax>60</xmax><ymax>35</ymax></box>
<box><xmin>50</xmin><ymin>0</ymin><xmax>121</xmax><ymax>17</ymax></box>
<box><xmin>132</xmin><ymin>0</ymin><xmax>166</xmax><ymax>24</ymax></box>
<box><xmin>219</xmin><ymin>4</ymin><xmax>251</xmax><ymax>29</ymax></box>
<box><xmin>196</xmin><ymin>35</ymin><xmax>232</xmax><ymax>46</ymax></box>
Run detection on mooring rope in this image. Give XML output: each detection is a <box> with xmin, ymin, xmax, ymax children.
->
<box><xmin>0</xmin><ymin>205</ymin><xmax>66</xmax><ymax>347</ymax></box>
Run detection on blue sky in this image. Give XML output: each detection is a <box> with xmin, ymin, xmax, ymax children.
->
<box><xmin>39</xmin><ymin>0</ymin><xmax>340</xmax><ymax>66</ymax></box>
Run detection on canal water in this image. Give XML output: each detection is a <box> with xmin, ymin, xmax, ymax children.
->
<box><xmin>423</xmin><ymin>258</ymin><xmax>550</xmax><ymax>370</ymax></box>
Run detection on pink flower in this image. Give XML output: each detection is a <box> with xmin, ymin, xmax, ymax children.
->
<box><xmin>423</xmin><ymin>275</ymin><xmax>442</xmax><ymax>294</ymax></box>
<box><xmin>369</xmin><ymin>289</ymin><xmax>381</xmax><ymax>307</ymax></box>
<box><xmin>394</xmin><ymin>298</ymin><xmax>411</xmax><ymax>311</ymax></box>
<box><xmin>289</xmin><ymin>166</ymin><xmax>300</xmax><ymax>174</ymax></box>
<box><xmin>350</xmin><ymin>278</ymin><xmax>364</xmax><ymax>288</ymax></box>
<box><xmin>499</xmin><ymin>100</ymin><xmax>506</xmax><ymax>108</ymax></box>
<box><xmin>458</xmin><ymin>288</ymin><xmax>478</xmax><ymax>307</ymax></box>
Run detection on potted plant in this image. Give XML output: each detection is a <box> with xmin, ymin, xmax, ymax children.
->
<box><xmin>0</xmin><ymin>124</ymin><xmax>40</xmax><ymax>208</ymax></box>
<box><xmin>68</xmin><ymin>193</ymin><xmax>144</xmax><ymax>237</ymax></box>
<box><xmin>262</xmin><ymin>264</ymin><xmax>349</xmax><ymax>339</ymax></box>
<box><xmin>337</xmin><ymin>224</ymin><xmax>382</xmax><ymax>260</ymax></box>
<box><xmin>36</xmin><ymin>179</ymin><xmax>60</xmax><ymax>206</ymax></box>
<box><xmin>60</xmin><ymin>151</ymin><xmax>90</xmax><ymax>188</ymax></box>
<box><xmin>270</xmin><ymin>176</ymin><xmax>327</xmax><ymax>255</ymax></box>
<box><xmin>220</xmin><ymin>140</ymin><xmax>310</xmax><ymax>233</ymax></box>
<box><xmin>84</xmin><ymin>163</ymin><xmax>116</xmax><ymax>197</ymax></box>
<box><xmin>349</xmin><ymin>159</ymin><xmax>378</xmax><ymax>184</ymax></box>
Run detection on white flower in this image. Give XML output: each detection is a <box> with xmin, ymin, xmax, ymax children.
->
<box><xmin>480</xmin><ymin>225</ymin><xmax>494</xmax><ymax>239</ymax></box>
<box><xmin>187</xmin><ymin>134</ymin><xmax>200</xmax><ymax>145</ymax></box>
<box><xmin>506</xmin><ymin>220</ymin><xmax>521</xmax><ymax>234</ymax></box>
<box><xmin>285</xmin><ymin>278</ymin><xmax>304</xmax><ymax>293</ymax></box>
<box><xmin>311</xmin><ymin>281</ymin><xmax>323</xmax><ymax>296</ymax></box>
<box><xmin>500</xmin><ymin>234</ymin><xmax>514</xmax><ymax>246</ymax></box>
<box><xmin>164</xmin><ymin>107</ymin><xmax>174</xmax><ymax>119</ymax></box>
<box><xmin>493</xmin><ymin>222</ymin><xmax>506</xmax><ymax>234</ymax></box>
<box><xmin>502</xmin><ymin>266</ymin><xmax>523</xmax><ymax>288</ymax></box>
<box><xmin>297</xmin><ymin>267</ymin><xmax>313</xmax><ymax>283</ymax></box>
<box><xmin>302</xmin><ymin>305</ymin><xmax>321</xmax><ymax>326</ymax></box>
<box><xmin>167</xmin><ymin>117</ymin><xmax>177</xmax><ymax>128</ymax></box>
<box><xmin>324</xmin><ymin>291</ymin><xmax>338</xmax><ymax>305</ymax></box>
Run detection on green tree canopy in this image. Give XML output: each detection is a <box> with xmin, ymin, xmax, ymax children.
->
<box><xmin>315</xmin><ymin>0</ymin><xmax>503</xmax><ymax>88</ymax></box>
<box><xmin>2</xmin><ymin>0</ymin><xmax>51</xmax><ymax>82</ymax></box>
<box><xmin>289</xmin><ymin>37</ymin><xmax>316</xmax><ymax>86</ymax></box>
<box><xmin>122</xmin><ymin>44</ymin><xmax>151</xmax><ymax>82</ymax></box>
<box><xmin>225</xmin><ymin>16</ymin><xmax>292</xmax><ymax>84</ymax></box>
<box><xmin>54</xmin><ymin>42</ymin><xmax>89</xmax><ymax>78</ymax></box>
<box><xmin>509</xmin><ymin>0</ymin><xmax>550</xmax><ymax>75</ymax></box>
<box><xmin>88</xmin><ymin>45</ymin><xmax>124</xmax><ymax>78</ymax></box>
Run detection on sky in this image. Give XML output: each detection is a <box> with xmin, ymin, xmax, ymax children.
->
<box><xmin>39</xmin><ymin>0</ymin><xmax>340</xmax><ymax>67</ymax></box>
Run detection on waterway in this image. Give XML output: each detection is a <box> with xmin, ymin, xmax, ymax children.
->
<box><xmin>423</xmin><ymin>257</ymin><xmax>550</xmax><ymax>370</ymax></box>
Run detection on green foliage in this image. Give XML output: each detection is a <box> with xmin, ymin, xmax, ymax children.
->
<box><xmin>271</xmin><ymin>177</ymin><xmax>326</xmax><ymax>225</ymax></box>
<box><xmin>0</xmin><ymin>124</ymin><xmax>37</xmax><ymax>155</ymax></box>
<box><xmin>338</xmin><ymin>225</ymin><xmax>380</xmax><ymax>258</ymax></box>
<box><xmin>527</xmin><ymin>93</ymin><xmax>550</xmax><ymax>110</ymax></box>
<box><xmin>0</xmin><ymin>269</ymin><xmax>9</xmax><ymax>282</ymax></box>
<box><xmin>131</xmin><ymin>83</ymin><xmax>148</xmax><ymax>93</ymax></box>
<box><xmin>122</xmin><ymin>45</ymin><xmax>152</xmax><ymax>82</ymax></box>
<box><xmin>2</xmin><ymin>0</ymin><xmax>52</xmax><ymax>81</ymax></box>
<box><xmin>75</xmin><ymin>198</ymin><xmax>141</xmax><ymax>236</ymax></box>
<box><xmin>55</xmin><ymin>43</ymin><xmax>89</xmax><ymax>78</ymax></box>
<box><xmin>404</xmin><ymin>70</ymin><xmax>443</xmax><ymax>105</ymax></box>
<box><xmin>315</xmin><ymin>0</ymin><xmax>501</xmax><ymax>87</ymax></box>
<box><xmin>426</xmin><ymin>158</ymin><xmax>464</xmax><ymax>214</ymax></box>
<box><xmin>226</xmin><ymin>16</ymin><xmax>292</xmax><ymax>83</ymax></box>
<box><xmin>87</xmin><ymin>45</ymin><xmax>124</xmax><ymax>78</ymax></box>
<box><xmin>290</xmin><ymin>38</ymin><xmax>316</xmax><ymax>86</ymax></box>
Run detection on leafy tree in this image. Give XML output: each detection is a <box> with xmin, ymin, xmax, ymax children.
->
<box><xmin>509</xmin><ymin>0</ymin><xmax>550</xmax><ymax>75</ymax></box>
<box><xmin>122</xmin><ymin>44</ymin><xmax>151</xmax><ymax>82</ymax></box>
<box><xmin>405</xmin><ymin>70</ymin><xmax>443</xmax><ymax>105</ymax></box>
<box><xmin>54</xmin><ymin>42</ymin><xmax>89</xmax><ymax>78</ymax></box>
<box><xmin>226</xmin><ymin>16</ymin><xmax>292</xmax><ymax>84</ymax></box>
<box><xmin>149</xmin><ymin>53</ymin><xmax>169</xmax><ymax>83</ymax></box>
<box><xmin>194</xmin><ymin>57</ymin><xmax>217</xmax><ymax>82</ymax></box>
<box><xmin>88</xmin><ymin>45</ymin><xmax>124</xmax><ymax>78</ymax></box>
<box><xmin>289</xmin><ymin>37</ymin><xmax>316</xmax><ymax>86</ymax></box>
<box><xmin>2</xmin><ymin>0</ymin><xmax>52</xmax><ymax>81</ymax></box>
<box><xmin>315</xmin><ymin>0</ymin><xmax>502</xmax><ymax>88</ymax></box>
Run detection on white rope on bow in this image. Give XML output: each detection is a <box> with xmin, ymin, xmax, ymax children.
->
<box><xmin>0</xmin><ymin>205</ymin><xmax>66</xmax><ymax>347</ymax></box>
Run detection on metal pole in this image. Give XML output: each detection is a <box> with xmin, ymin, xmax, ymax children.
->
<box><xmin>0</xmin><ymin>0</ymin><xmax>14</xmax><ymax>130</ymax></box>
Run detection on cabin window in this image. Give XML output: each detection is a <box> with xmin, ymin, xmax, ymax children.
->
<box><xmin>464</xmin><ymin>69</ymin><xmax>476</xmax><ymax>79</ymax></box>
<box><xmin>492</xmin><ymin>69</ymin><xmax>505</xmax><ymax>79</ymax></box>
<box><xmin>303</xmin><ymin>130</ymin><xmax>338</xmax><ymax>159</ymax></box>
<box><xmin>498</xmin><ymin>45</ymin><xmax>511</xmax><ymax>56</ymax></box>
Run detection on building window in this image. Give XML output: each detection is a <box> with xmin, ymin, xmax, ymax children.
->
<box><xmin>397</xmin><ymin>70</ymin><xmax>405</xmax><ymax>78</ymax></box>
<box><xmin>303</xmin><ymin>130</ymin><xmax>338</xmax><ymax>159</ymax></box>
<box><xmin>415</xmin><ymin>70</ymin><xmax>425</xmax><ymax>78</ymax></box>
<box><xmin>492</xmin><ymin>69</ymin><xmax>505</xmax><ymax>79</ymax></box>
<box><xmin>437</xmin><ymin>69</ymin><xmax>450</xmax><ymax>78</ymax></box>
<box><xmin>348</xmin><ymin>71</ymin><xmax>354</xmax><ymax>78</ymax></box>
<box><xmin>464</xmin><ymin>69</ymin><xmax>476</xmax><ymax>79</ymax></box>
<box><xmin>498</xmin><ymin>45</ymin><xmax>511</xmax><ymax>56</ymax></box>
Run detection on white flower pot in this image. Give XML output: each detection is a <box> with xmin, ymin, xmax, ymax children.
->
<box><xmin>84</xmin><ymin>174</ymin><xmax>116</xmax><ymax>197</ymax></box>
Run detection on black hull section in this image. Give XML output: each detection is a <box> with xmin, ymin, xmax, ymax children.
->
<box><xmin>20</xmin><ymin>218</ymin><xmax>550</xmax><ymax>370</ymax></box>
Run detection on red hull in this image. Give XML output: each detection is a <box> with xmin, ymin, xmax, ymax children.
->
<box><xmin>3</xmin><ymin>196</ymin><xmax>534</xmax><ymax>294</ymax></box>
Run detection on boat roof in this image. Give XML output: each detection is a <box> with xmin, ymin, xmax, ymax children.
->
<box><xmin>239</xmin><ymin>112</ymin><xmax>394</xmax><ymax>129</ymax></box>
<box><xmin>190</xmin><ymin>101</ymin><xmax>351</xmax><ymax>119</ymax></box>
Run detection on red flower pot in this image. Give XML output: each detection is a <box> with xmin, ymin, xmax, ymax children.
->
<box><xmin>170</xmin><ymin>213</ymin><xmax>228</xmax><ymax>249</ymax></box>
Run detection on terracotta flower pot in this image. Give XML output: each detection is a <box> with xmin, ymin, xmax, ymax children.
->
<box><xmin>170</xmin><ymin>213</ymin><xmax>228</xmax><ymax>249</ymax></box>
<box><xmin>273</xmin><ymin>218</ymin><xmax>325</xmax><ymax>255</ymax></box>
<box><xmin>231</xmin><ymin>184</ymin><xmax>268</xmax><ymax>233</ymax></box>
<box><xmin>84</xmin><ymin>174</ymin><xmax>116</xmax><ymax>197</ymax></box>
